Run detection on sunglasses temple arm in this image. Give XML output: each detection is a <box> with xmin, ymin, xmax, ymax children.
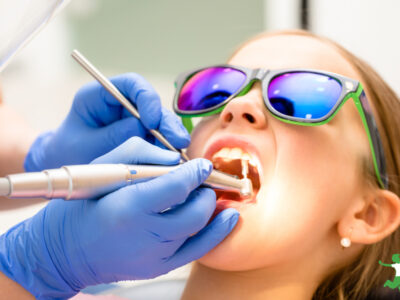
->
<box><xmin>181</xmin><ymin>117</ymin><xmax>194</xmax><ymax>134</ymax></box>
<box><xmin>352</xmin><ymin>93</ymin><xmax>388</xmax><ymax>189</ymax></box>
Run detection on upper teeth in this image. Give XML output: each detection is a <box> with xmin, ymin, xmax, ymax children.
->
<box><xmin>211</xmin><ymin>147</ymin><xmax>258</xmax><ymax>167</ymax></box>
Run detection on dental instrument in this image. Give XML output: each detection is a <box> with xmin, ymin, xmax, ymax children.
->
<box><xmin>70</xmin><ymin>49</ymin><xmax>252</xmax><ymax>197</ymax></box>
<box><xmin>241</xmin><ymin>159</ymin><xmax>252</xmax><ymax>196</ymax></box>
<box><xmin>71</xmin><ymin>49</ymin><xmax>191</xmax><ymax>162</ymax></box>
<box><xmin>241</xmin><ymin>159</ymin><xmax>249</xmax><ymax>179</ymax></box>
<box><xmin>0</xmin><ymin>163</ymin><xmax>253</xmax><ymax>200</ymax></box>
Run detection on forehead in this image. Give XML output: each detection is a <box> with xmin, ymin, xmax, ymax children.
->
<box><xmin>228</xmin><ymin>34</ymin><xmax>359</xmax><ymax>80</ymax></box>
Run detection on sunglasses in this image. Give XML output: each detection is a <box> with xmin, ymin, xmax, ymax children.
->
<box><xmin>172</xmin><ymin>65</ymin><xmax>389</xmax><ymax>189</ymax></box>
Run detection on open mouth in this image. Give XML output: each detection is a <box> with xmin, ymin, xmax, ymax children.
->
<box><xmin>210</xmin><ymin>147</ymin><xmax>261</xmax><ymax>204</ymax></box>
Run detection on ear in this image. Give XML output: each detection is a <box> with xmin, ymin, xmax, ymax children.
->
<box><xmin>338</xmin><ymin>189</ymin><xmax>400</xmax><ymax>245</ymax></box>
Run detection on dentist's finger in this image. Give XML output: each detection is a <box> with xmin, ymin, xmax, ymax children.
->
<box><xmin>91</xmin><ymin>136</ymin><xmax>180</xmax><ymax>165</ymax></box>
<box><xmin>154</xmin><ymin>108</ymin><xmax>191</xmax><ymax>150</ymax></box>
<box><xmin>161</xmin><ymin>208</ymin><xmax>239</xmax><ymax>271</ymax></box>
<box><xmin>133</xmin><ymin>158</ymin><xmax>213</xmax><ymax>213</ymax></box>
<box><xmin>148</xmin><ymin>188</ymin><xmax>216</xmax><ymax>240</ymax></box>
<box><xmin>72</xmin><ymin>73</ymin><xmax>161</xmax><ymax>129</ymax></box>
<box><xmin>93</xmin><ymin>117</ymin><xmax>147</xmax><ymax>153</ymax></box>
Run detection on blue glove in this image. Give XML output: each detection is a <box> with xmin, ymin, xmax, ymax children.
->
<box><xmin>0</xmin><ymin>138</ymin><xmax>239</xmax><ymax>299</ymax></box>
<box><xmin>24</xmin><ymin>73</ymin><xmax>190</xmax><ymax>171</ymax></box>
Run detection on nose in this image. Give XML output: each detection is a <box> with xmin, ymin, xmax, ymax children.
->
<box><xmin>219</xmin><ymin>84</ymin><xmax>267</xmax><ymax>129</ymax></box>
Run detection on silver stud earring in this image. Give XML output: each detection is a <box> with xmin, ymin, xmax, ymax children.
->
<box><xmin>340</xmin><ymin>227</ymin><xmax>353</xmax><ymax>249</ymax></box>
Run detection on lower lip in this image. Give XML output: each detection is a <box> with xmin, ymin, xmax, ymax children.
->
<box><xmin>211</xmin><ymin>196</ymin><xmax>255</xmax><ymax>220</ymax></box>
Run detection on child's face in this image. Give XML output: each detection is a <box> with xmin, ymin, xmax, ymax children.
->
<box><xmin>186</xmin><ymin>34</ymin><xmax>371</xmax><ymax>271</ymax></box>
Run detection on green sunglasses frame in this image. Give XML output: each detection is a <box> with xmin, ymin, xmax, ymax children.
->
<box><xmin>172</xmin><ymin>65</ymin><xmax>389</xmax><ymax>189</ymax></box>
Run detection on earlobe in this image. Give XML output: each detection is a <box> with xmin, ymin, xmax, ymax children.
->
<box><xmin>338</xmin><ymin>190</ymin><xmax>400</xmax><ymax>246</ymax></box>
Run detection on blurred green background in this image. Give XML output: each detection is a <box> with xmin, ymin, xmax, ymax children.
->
<box><xmin>69</xmin><ymin>0</ymin><xmax>264</xmax><ymax>77</ymax></box>
<box><xmin>3</xmin><ymin>0</ymin><xmax>400</xmax><ymax>133</ymax></box>
<box><xmin>1</xmin><ymin>0</ymin><xmax>266</xmax><ymax>131</ymax></box>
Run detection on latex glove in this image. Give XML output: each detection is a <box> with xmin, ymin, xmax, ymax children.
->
<box><xmin>24</xmin><ymin>73</ymin><xmax>190</xmax><ymax>172</ymax></box>
<box><xmin>0</xmin><ymin>137</ymin><xmax>239</xmax><ymax>299</ymax></box>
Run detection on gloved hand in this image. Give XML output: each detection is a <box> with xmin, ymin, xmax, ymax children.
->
<box><xmin>24</xmin><ymin>73</ymin><xmax>190</xmax><ymax>171</ymax></box>
<box><xmin>0</xmin><ymin>137</ymin><xmax>239</xmax><ymax>299</ymax></box>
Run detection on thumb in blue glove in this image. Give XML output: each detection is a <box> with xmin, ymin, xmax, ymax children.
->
<box><xmin>0</xmin><ymin>137</ymin><xmax>239</xmax><ymax>299</ymax></box>
<box><xmin>25</xmin><ymin>73</ymin><xmax>190</xmax><ymax>171</ymax></box>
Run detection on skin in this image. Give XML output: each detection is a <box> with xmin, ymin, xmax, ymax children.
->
<box><xmin>0</xmin><ymin>85</ymin><xmax>42</xmax><ymax>299</ymax></box>
<box><xmin>0</xmin><ymin>104</ymin><xmax>37</xmax><ymax>176</ymax></box>
<box><xmin>182</xmin><ymin>34</ymin><xmax>400</xmax><ymax>300</ymax></box>
<box><xmin>0</xmin><ymin>83</ymin><xmax>37</xmax><ymax>176</ymax></box>
<box><xmin>0</xmin><ymin>272</ymin><xmax>34</xmax><ymax>300</ymax></box>
<box><xmin>0</xmin><ymin>85</ymin><xmax>43</xmax><ymax>211</ymax></box>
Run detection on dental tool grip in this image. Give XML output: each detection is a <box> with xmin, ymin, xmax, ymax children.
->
<box><xmin>4</xmin><ymin>164</ymin><xmax>132</xmax><ymax>200</ymax></box>
<box><xmin>0</xmin><ymin>178</ymin><xmax>10</xmax><ymax>197</ymax></box>
<box><xmin>1</xmin><ymin>164</ymin><xmax>253</xmax><ymax>200</ymax></box>
<box><xmin>71</xmin><ymin>49</ymin><xmax>190</xmax><ymax>162</ymax></box>
<box><xmin>127</xmin><ymin>165</ymin><xmax>252</xmax><ymax>196</ymax></box>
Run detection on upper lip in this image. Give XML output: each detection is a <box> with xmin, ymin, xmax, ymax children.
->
<box><xmin>203</xmin><ymin>135</ymin><xmax>262</xmax><ymax>163</ymax></box>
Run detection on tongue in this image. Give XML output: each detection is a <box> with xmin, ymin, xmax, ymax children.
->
<box><xmin>213</xmin><ymin>158</ymin><xmax>244</xmax><ymax>178</ymax></box>
<box><xmin>215</xmin><ymin>190</ymin><xmax>243</xmax><ymax>201</ymax></box>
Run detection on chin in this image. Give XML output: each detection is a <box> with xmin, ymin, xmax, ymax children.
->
<box><xmin>190</xmin><ymin>134</ymin><xmax>269</xmax><ymax>270</ymax></box>
<box><xmin>197</xmin><ymin>218</ymin><xmax>248</xmax><ymax>271</ymax></box>
<box><xmin>197</xmin><ymin>192</ymin><xmax>270</xmax><ymax>272</ymax></box>
<box><xmin>197</xmin><ymin>219</ymin><xmax>268</xmax><ymax>272</ymax></box>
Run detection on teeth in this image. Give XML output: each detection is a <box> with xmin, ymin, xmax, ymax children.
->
<box><xmin>211</xmin><ymin>147</ymin><xmax>259</xmax><ymax>168</ymax></box>
<box><xmin>230</xmin><ymin>148</ymin><xmax>242</xmax><ymax>159</ymax></box>
<box><xmin>214</xmin><ymin>147</ymin><xmax>230</xmax><ymax>159</ymax></box>
<box><xmin>249</xmin><ymin>158</ymin><xmax>258</xmax><ymax>167</ymax></box>
<box><xmin>241</xmin><ymin>153</ymin><xmax>251</xmax><ymax>162</ymax></box>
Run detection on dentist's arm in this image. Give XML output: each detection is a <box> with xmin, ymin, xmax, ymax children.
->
<box><xmin>0</xmin><ymin>138</ymin><xmax>239</xmax><ymax>299</ymax></box>
<box><xmin>1</xmin><ymin>73</ymin><xmax>188</xmax><ymax>210</ymax></box>
<box><xmin>0</xmin><ymin>271</ymin><xmax>34</xmax><ymax>300</ymax></box>
<box><xmin>0</xmin><ymin>86</ymin><xmax>44</xmax><ymax>211</ymax></box>
<box><xmin>0</xmin><ymin>85</ymin><xmax>37</xmax><ymax>176</ymax></box>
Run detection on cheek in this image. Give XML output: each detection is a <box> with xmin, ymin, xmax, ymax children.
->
<box><xmin>275</xmin><ymin>125</ymin><xmax>361</xmax><ymax>203</ymax></box>
<box><xmin>186</xmin><ymin>117</ymin><xmax>218</xmax><ymax>158</ymax></box>
<box><xmin>199</xmin><ymin>125</ymin><xmax>360</xmax><ymax>271</ymax></box>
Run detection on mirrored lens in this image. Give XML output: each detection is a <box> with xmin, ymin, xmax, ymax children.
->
<box><xmin>267</xmin><ymin>72</ymin><xmax>342</xmax><ymax>120</ymax></box>
<box><xmin>177</xmin><ymin>67</ymin><xmax>247</xmax><ymax>111</ymax></box>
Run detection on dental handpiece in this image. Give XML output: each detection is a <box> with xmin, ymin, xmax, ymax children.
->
<box><xmin>0</xmin><ymin>164</ymin><xmax>253</xmax><ymax>200</ymax></box>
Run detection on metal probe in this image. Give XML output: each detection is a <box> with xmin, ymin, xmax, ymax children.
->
<box><xmin>70</xmin><ymin>49</ymin><xmax>246</xmax><ymax>193</ymax></box>
<box><xmin>0</xmin><ymin>164</ymin><xmax>253</xmax><ymax>200</ymax></box>
<box><xmin>71</xmin><ymin>49</ymin><xmax>190</xmax><ymax>161</ymax></box>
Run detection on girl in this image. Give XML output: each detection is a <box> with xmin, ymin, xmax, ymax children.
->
<box><xmin>175</xmin><ymin>30</ymin><xmax>400</xmax><ymax>300</ymax></box>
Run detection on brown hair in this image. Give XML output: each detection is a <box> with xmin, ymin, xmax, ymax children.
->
<box><xmin>234</xmin><ymin>30</ymin><xmax>400</xmax><ymax>300</ymax></box>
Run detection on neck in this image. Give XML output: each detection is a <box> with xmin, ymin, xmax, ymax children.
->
<box><xmin>181</xmin><ymin>262</ymin><xmax>320</xmax><ymax>300</ymax></box>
